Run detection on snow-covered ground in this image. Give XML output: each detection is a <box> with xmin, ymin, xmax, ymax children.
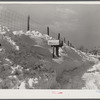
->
<box><xmin>0</xmin><ymin>25</ymin><xmax>100</xmax><ymax>89</ymax></box>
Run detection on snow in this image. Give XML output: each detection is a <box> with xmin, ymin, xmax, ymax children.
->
<box><xmin>0</xmin><ymin>24</ymin><xmax>100</xmax><ymax>89</ymax></box>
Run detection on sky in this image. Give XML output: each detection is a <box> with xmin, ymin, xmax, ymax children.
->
<box><xmin>0</xmin><ymin>4</ymin><xmax>100</xmax><ymax>50</ymax></box>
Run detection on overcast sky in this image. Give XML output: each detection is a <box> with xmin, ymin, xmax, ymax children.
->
<box><xmin>0</xmin><ymin>4</ymin><xmax>100</xmax><ymax>50</ymax></box>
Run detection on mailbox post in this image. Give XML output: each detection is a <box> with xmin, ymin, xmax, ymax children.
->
<box><xmin>48</xmin><ymin>40</ymin><xmax>59</xmax><ymax>58</ymax></box>
<box><xmin>53</xmin><ymin>46</ymin><xmax>55</xmax><ymax>58</ymax></box>
<box><xmin>56</xmin><ymin>33</ymin><xmax>60</xmax><ymax>57</ymax></box>
<box><xmin>48</xmin><ymin>39</ymin><xmax>63</xmax><ymax>58</ymax></box>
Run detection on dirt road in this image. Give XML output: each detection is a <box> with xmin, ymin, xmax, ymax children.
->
<box><xmin>59</xmin><ymin>61</ymin><xmax>100</xmax><ymax>89</ymax></box>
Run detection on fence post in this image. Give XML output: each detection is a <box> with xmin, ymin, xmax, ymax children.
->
<box><xmin>68</xmin><ymin>40</ymin><xmax>70</xmax><ymax>46</ymax></box>
<box><xmin>58</xmin><ymin>33</ymin><xmax>60</xmax><ymax>40</ymax></box>
<box><xmin>70</xmin><ymin>43</ymin><xmax>72</xmax><ymax>47</ymax></box>
<box><xmin>64</xmin><ymin>37</ymin><xmax>66</xmax><ymax>43</ymax></box>
<box><xmin>27</xmin><ymin>15</ymin><xmax>30</xmax><ymax>31</ymax></box>
<box><xmin>47</xmin><ymin>26</ymin><xmax>49</xmax><ymax>35</ymax></box>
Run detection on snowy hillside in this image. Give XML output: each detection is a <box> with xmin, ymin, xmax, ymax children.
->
<box><xmin>0</xmin><ymin>25</ymin><xmax>99</xmax><ymax>89</ymax></box>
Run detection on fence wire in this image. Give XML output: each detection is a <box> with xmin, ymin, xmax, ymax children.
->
<box><xmin>0</xmin><ymin>8</ymin><xmax>60</xmax><ymax>40</ymax></box>
<box><xmin>0</xmin><ymin>8</ymin><xmax>28</xmax><ymax>31</ymax></box>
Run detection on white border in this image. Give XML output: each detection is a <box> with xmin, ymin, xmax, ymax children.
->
<box><xmin>0</xmin><ymin>90</ymin><xmax>100</xmax><ymax>99</ymax></box>
<box><xmin>0</xmin><ymin>1</ymin><xmax>100</xmax><ymax>4</ymax></box>
<box><xmin>0</xmin><ymin>1</ymin><xmax>100</xmax><ymax>99</ymax></box>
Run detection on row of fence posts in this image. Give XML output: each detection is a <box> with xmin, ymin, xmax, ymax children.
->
<box><xmin>27</xmin><ymin>15</ymin><xmax>74</xmax><ymax>58</ymax></box>
<box><xmin>47</xmin><ymin>26</ymin><xmax>75</xmax><ymax>58</ymax></box>
<box><xmin>27</xmin><ymin>15</ymin><xmax>68</xmax><ymax>46</ymax></box>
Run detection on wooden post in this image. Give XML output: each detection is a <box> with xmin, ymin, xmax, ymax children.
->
<box><xmin>27</xmin><ymin>15</ymin><xmax>30</xmax><ymax>31</ymax></box>
<box><xmin>47</xmin><ymin>27</ymin><xmax>49</xmax><ymax>35</ymax></box>
<box><xmin>58</xmin><ymin>33</ymin><xmax>60</xmax><ymax>40</ymax></box>
<box><xmin>56</xmin><ymin>33</ymin><xmax>60</xmax><ymax>57</ymax></box>
<box><xmin>68</xmin><ymin>41</ymin><xmax>70</xmax><ymax>46</ymax></box>
<box><xmin>64</xmin><ymin>37</ymin><xmax>66</xmax><ymax>43</ymax></box>
<box><xmin>53</xmin><ymin>46</ymin><xmax>55</xmax><ymax>58</ymax></box>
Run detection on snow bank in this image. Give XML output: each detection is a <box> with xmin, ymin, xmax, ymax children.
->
<box><xmin>0</xmin><ymin>25</ymin><xmax>59</xmax><ymax>89</ymax></box>
<box><xmin>0</xmin><ymin>25</ymin><xmax>98</xmax><ymax>89</ymax></box>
